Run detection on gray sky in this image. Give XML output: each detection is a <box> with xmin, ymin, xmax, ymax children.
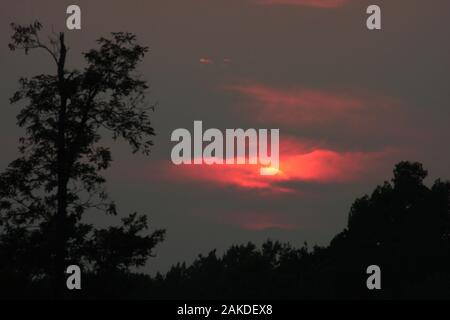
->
<box><xmin>1</xmin><ymin>0</ymin><xmax>450</xmax><ymax>274</ymax></box>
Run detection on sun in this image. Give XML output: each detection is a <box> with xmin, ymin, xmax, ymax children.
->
<box><xmin>260</xmin><ymin>166</ymin><xmax>283</xmax><ymax>176</ymax></box>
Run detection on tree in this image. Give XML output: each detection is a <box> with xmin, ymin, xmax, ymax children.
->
<box><xmin>328</xmin><ymin>161</ymin><xmax>450</xmax><ymax>298</ymax></box>
<box><xmin>0</xmin><ymin>21</ymin><xmax>165</xmax><ymax>298</ymax></box>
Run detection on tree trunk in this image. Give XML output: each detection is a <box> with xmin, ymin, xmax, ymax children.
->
<box><xmin>54</xmin><ymin>32</ymin><xmax>68</xmax><ymax>299</ymax></box>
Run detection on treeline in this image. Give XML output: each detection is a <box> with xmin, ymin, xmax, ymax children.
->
<box><xmin>123</xmin><ymin>162</ymin><xmax>450</xmax><ymax>299</ymax></box>
<box><xmin>2</xmin><ymin>161</ymin><xmax>450</xmax><ymax>299</ymax></box>
<box><xmin>150</xmin><ymin>162</ymin><xmax>450</xmax><ymax>299</ymax></box>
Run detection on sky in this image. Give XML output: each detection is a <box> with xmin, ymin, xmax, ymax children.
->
<box><xmin>0</xmin><ymin>0</ymin><xmax>450</xmax><ymax>274</ymax></box>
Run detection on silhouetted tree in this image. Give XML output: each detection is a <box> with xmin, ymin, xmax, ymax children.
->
<box><xmin>329</xmin><ymin>161</ymin><xmax>450</xmax><ymax>298</ymax></box>
<box><xmin>0</xmin><ymin>21</ymin><xmax>165</xmax><ymax>298</ymax></box>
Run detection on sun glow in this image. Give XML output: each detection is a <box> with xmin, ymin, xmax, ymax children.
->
<box><xmin>261</xmin><ymin>166</ymin><xmax>282</xmax><ymax>176</ymax></box>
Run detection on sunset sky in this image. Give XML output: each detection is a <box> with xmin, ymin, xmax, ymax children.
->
<box><xmin>1</xmin><ymin>0</ymin><xmax>450</xmax><ymax>273</ymax></box>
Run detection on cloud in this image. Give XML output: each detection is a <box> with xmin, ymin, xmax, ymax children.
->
<box><xmin>199</xmin><ymin>57</ymin><xmax>214</xmax><ymax>65</ymax></box>
<box><xmin>255</xmin><ymin>0</ymin><xmax>352</xmax><ymax>9</ymax></box>
<box><xmin>226</xmin><ymin>83</ymin><xmax>404</xmax><ymax>136</ymax></box>
<box><xmin>136</xmin><ymin>82</ymin><xmax>406</xmax><ymax>195</ymax></box>
<box><xmin>158</xmin><ymin>136</ymin><xmax>395</xmax><ymax>194</ymax></box>
<box><xmin>136</xmin><ymin>81</ymin><xmax>408</xmax><ymax>197</ymax></box>
<box><xmin>280</xmin><ymin>146</ymin><xmax>392</xmax><ymax>184</ymax></box>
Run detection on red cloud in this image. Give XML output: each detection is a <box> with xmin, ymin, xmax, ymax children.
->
<box><xmin>165</xmin><ymin>162</ymin><xmax>289</xmax><ymax>193</ymax></box>
<box><xmin>255</xmin><ymin>0</ymin><xmax>352</xmax><ymax>8</ymax></box>
<box><xmin>159</xmin><ymin>136</ymin><xmax>394</xmax><ymax>194</ymax></box>
<box><xmin>152</xmin><ymin>82</ymin><xmax>406</xmax><ymax>194</ymax></box>
<box><xmin>139</xmin><ymin>83</ymin><xmax>405</xmax><ymax>195</ymax></box>
<box><xmin>226</xmin><ymin>83</ymin><xmax>402</xmax><ymax>134</ymax></box>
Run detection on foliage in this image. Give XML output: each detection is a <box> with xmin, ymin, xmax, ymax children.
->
<box><xmin>0</xmin><ymin>21</ymin><xmax>164</xmax><ymax>298</ymax></box>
